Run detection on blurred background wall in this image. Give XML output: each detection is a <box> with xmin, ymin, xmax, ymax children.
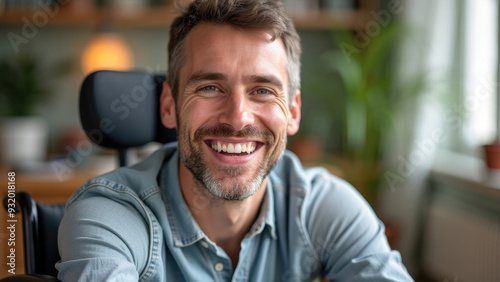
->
<box><xmin>1</xmin><ymin>0</ymin><xmax>500</xmax><ymax>281</ymax></box>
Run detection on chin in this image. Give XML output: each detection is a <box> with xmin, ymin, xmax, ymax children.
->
<box><xmin>202</xmin><ymin>172</ymin><xmax>266</xmax><ymax>201</ymax></box>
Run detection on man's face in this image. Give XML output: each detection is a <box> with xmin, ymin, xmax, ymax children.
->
<box><xmin>161</xmin><ymin>23</ymin><xmax>301</xmax><ymax>201</ymax></box>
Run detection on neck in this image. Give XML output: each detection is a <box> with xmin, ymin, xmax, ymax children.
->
<box><xmin>178</xmin><ymin>160</ymin><xmax>267</xmax><ymax>265</ymax></box>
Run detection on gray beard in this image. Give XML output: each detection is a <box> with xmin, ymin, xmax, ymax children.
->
<box><xmin>177</xmin><ymin>123</ymin><xmax>285</xmax><ymax>201</ymax></box>
<box><xmin>179</xmin><ymin>140</ymin><xmax>272</xmax><ymax>201</ymax></box>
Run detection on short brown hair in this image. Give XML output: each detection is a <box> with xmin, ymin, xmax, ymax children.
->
<box><xmin>167</xmin><ymin>0</ymin><xmax>301</xmax><ymax>100</ymax></box>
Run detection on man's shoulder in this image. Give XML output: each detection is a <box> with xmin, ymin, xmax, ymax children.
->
<box><xmin>272</xmin><ymin>150</ymin><xmax>361</xmax><ymax>202</ymax></box>
<box><xmin>272</xmin><ymin>150</ymin><xmax>374</xmax><ymax>224</ymax></box>
<box><xmin>271</xmin><ymin>151</ymin><xmax>383</xmax><ymax>258</ymax></box>
<box><xmin>66</xmin><ymin>142</ymin><xmax>179</xmax><ymax>207</ymax></box>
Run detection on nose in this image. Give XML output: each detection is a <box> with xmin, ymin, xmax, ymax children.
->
<box><xmin>218</xmin><ymin>91</ymin><xmax>254</xmax><ymax>131</ymax></box>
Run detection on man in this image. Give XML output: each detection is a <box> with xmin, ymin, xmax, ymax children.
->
<box><xmin>57</xmin><ymin>0</ymin><xmax>413</xmax><ymax>281</ymax></box>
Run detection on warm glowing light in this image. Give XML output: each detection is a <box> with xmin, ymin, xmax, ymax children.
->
<box><xmin>81</xmin><ymin>32</ymin><xmax>133</xmax><ymax>75</ymax></box>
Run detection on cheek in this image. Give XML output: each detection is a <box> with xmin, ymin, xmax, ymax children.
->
<box><xmin>259</xmin><ymin>102</ymin><xmax>290</xmax><ymax>139</ymax></box>
<box><xmin>178</xmin><ymin>97</ymin><xmax>214</xmax><ymax>131</ymax></box>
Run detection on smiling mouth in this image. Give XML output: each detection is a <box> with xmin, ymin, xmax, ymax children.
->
<box><xmin>206</xmin><ymin>140</ymin><xmax>261</xmax><ymax>155</ymax></box>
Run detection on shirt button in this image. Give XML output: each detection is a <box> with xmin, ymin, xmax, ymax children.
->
<box><xmin>200</xmin><ymin>241</ymin><xmax>209</xmax><ymax>248</ymax></box>
<box><xmin>214</xmin><ymin>262</ymin><xmax>224</xmax><ymax>272</ymax></box>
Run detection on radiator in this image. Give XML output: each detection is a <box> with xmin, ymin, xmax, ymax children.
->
<box><xmin>422</xmin><ymin>200</ymin><xmax>500</xmax><ymax>282</ymax></box>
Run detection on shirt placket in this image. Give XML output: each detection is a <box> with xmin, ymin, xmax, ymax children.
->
<box><xmin>198</xmin><ymin>239</ymin><xmax>233</xmax><ymax>281</ymax></box>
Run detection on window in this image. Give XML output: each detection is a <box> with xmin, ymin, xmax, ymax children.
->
<box><xmin>462</xmin><ymin>0</ymin><xmax>497</xmax><ymax>147</ymax></box>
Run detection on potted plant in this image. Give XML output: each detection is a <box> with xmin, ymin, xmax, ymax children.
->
<box><xmin>0</xmin><ymin>52</ymin><xmax>66</xmax><ymax>166</ymax></box>
<box><xmin>300</xmin><ymin>23</ymin><xmax>427</xmax><ymax>205</ymax></box>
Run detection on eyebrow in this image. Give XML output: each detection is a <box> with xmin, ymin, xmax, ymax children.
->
<box><xmin>186</xmin><ymin>72</ymin><xmax>228</xmax><ymax>86</ymax></box>
<box><xmin>246</xmin><ymin>75</ymin><xmax>284</xmax><ymax>91</ymax></box>
<box><xmin>185</xmin><ymin>72</ymin><xmax>284</xmax><ymax>92</ymax></box>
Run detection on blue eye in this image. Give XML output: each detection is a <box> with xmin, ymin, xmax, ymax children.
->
<box><xmin>203</xmin><ymin>86</ymin><xmax>218</xmax><ymax>91</ymax></box>
<box><xmin>255</xmin><ymin>89</ymin><xmax>270</xmax><ymax>95</ymax></box>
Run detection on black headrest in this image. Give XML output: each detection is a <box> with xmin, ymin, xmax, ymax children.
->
<box><xmin>79</xmin><ymin>70</ymin><xmax>176</xmax><ymax>149</ymax></box>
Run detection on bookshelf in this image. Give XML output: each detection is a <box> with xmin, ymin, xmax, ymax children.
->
<box><xmin>0</xmin><ymin>0</ymin><xmax>378</xmax><ymax>30</ymax></box>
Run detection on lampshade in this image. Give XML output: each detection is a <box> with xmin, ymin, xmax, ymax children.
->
<box><xmin>81</xmin><ymin>31</ymin><xmax>133</xmax><ymax>75</ymax></box>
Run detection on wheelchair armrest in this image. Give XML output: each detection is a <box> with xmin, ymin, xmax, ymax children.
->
<box><xmin>0</xmin><ymin>274</ymin><xmax>60</xmax><ymax>281</ymax></box>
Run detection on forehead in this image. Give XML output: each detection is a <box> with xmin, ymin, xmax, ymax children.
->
<box><xmin>186</xmin><ymin>22</ymin><xmax>280</xmax><ymax>50</ymax></box>
<box><xmin>180</xmin><ymin>23</ymin><xmax>289</xmax><ymax>86</ymax></box>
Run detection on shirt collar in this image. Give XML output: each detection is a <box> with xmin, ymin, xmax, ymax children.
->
<box><xmin>160</xmin><ymin>148</ymin><xmax>278</xmax><ymax>248</ymax></box>
<box><xmin>161</xmin><ymin>150</ymin><xmax>205</xmax><ymax>247</ymax></box>
<box><xmin>265</xmin><ymin>180</ymin><xmax>278</xmax><ymax>239</ymax></box>
<box><xmin>245</xmin><ymin>179</ymin><xmax>278</xmax><ymax>240</ymax></box>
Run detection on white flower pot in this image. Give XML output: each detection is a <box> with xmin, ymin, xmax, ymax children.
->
<box><xmin>0</xmin><ymin>117</ymin><xmax>48</xmax><ymax>166</ymax></box>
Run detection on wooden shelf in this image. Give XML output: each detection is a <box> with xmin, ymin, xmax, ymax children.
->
<box><xmin>0</xmin><ymin>6</ymin><xmax>179</xmax><ymax>28</ymax></box>
<box><xmin>288</xmin><ymin>9</ymin><xmax>372</xmax><ymax>30</ymax></box>
<box><xmin>0</xmin><ymin>6</ymin><xmax>373</xmax><ymax>30</ymax></box>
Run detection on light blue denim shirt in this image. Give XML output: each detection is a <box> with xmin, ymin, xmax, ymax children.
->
<box><xmin>56</xmin><ymin>142</ymin><xmax>413</xmax><ymax>281</ymax></box>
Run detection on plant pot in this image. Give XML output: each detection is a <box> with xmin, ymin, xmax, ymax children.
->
<box><xmin>483</xmin><ymin>143</ymin><xmax>500</xmax><ymax>169</ymax></box>
<box><xmin>0</xmin><ymin>116</ymin><xmax>48</xmax><ymax>166</ymax></box>
<box><xmin>287</xmin><ymin>136</ymin><xmax>325</xmax><ymax>164</ymax></box>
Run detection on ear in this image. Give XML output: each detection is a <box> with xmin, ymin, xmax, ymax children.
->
<box><xmin>287</xmin><ymin>90</ymin><xmax>301</xmax><ymax>135</ymax></box>
<box><xmin>160</xmin><ymin>81</ymin><xmax>177</xmax><ymax>129</ymax></box>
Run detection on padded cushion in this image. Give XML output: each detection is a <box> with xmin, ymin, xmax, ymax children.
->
<box><xmin>34</xmin><ymin>203</ymin><xmax>65</xmax><ymax>278</ymax></box>
<box><xmin>0</xmin><ymin>274</ymin><xmax>60</xmax><ymax>281</ymax></box>
<box><xmin>79</xmin><ymin>70</ymin><xmax>176</xmax><ymax>149</ymax></box>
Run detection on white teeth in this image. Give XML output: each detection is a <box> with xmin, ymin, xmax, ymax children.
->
<box><xmin>246</xmin><ymin>143</ymin><xmax>256</xmax><ymax>154</ymax></box>
<box><xmin>211</xmin><ymin>141</ymin><xmax>257</xmax><ymax>154</ymax></box>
